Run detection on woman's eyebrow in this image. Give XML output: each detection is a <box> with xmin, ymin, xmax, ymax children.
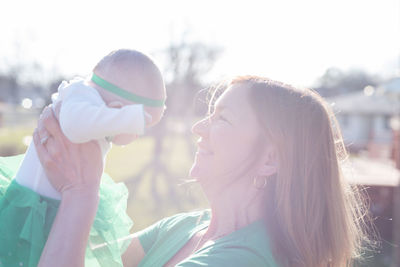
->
<box><xmin>215</xmin><ymin>105</ymin><xmax>235</xmax><ymax>120</ymax></box>
<box><xmin>215</xmin><ymin>105</ymin><xmax>232</xmax><ymax>115</ymax></box>
<box><xmin>214</xmin><ymin>101</ymin><xmax>235</xmax><ymax>117</ymax></box>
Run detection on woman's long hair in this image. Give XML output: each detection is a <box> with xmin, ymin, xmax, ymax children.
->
<box><xmin>209</xmin><ymin>76</ymin><xmax>375</xmax><ymax>267</ymax></box>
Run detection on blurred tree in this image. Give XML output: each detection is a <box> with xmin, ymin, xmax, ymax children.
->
<box><xmin>0</xmin><ymin>35</ymin><xmax>62</xmax><ymax>106</ymax></box>
<box><xmin>42</xmin><ymin>77</ymin><xmax>66</xmax><ymax>106</ymax></box>
<box><xmin>0</xmin><ymin>74</ymin><xmax>18</xmax><ymax>104</ymax></box>
<box><xmin>314</xmin><ymin>67</ymin><xmax>382</xmax><ymax>97</ymax></box>
<box><xmin>163</xmin><ymin>40</ymin><xmax>222</xmax><ymax>117</ymax></box>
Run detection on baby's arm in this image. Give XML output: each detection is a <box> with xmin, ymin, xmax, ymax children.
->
<box><xmin>59</xmin><ymin>85</ymin><xmax>145</xmax><ymax>143</ymax></box>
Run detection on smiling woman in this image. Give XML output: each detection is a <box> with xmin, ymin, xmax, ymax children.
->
<box><xmin>4</xmin><ymin>75</ymin><xmax>375</xmax><ymax>267</ymax></box>
<box><xmin>186</xmin><ymin>76</ymin><xmax>374</xmax><ymax>266</ymax></box>
<box><xmin>189</xmin><ymin>83</ymin><xmax>277</xmax><ymax>196</ymax></box>
<box><xmin>209</xmin><ymin>76</ymin><xmax>375</xmax><ymax>266</ymax></box>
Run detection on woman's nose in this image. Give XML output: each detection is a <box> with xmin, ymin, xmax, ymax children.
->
<box><xmin>191</xmin><ymin>117</ymin><xmax>209</xmax><ymax>137</ymax></box>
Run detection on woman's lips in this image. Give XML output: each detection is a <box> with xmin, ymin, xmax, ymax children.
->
<box><xmin>197</xmin><ymin>141</ymin><xmax>214</xmax><ymax>156</ymax></box>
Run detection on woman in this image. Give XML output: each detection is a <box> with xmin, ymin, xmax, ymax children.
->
<box><xmin>35</xmin><ymin>76</ymin><xmax>372</xmax><ymax>266</ymax></box>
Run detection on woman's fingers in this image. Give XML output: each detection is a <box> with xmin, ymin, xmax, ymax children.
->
<box><xmin>37</xmin><ymin>107</ymin><xmax>50</xmax><ymax>140</ymax></box>
<box><xmin>37</xmin><ymin>105</ymin><xmax>68</xmax><ymax>162</ymax></box>
<box><xmin>33</xmin><ymin>129</ymin><xmax>54</xmax><ymax>170</ymax></box>
<box><xmin>54</xmin><ymin>101</ymin><xmax>62</xmax><ymax>120</ymax></box>
<box><xmin>38</xmin><ymin>105</ymin><xmax>64</xmax><ymax>142</ymax></box>
<box><xmin>34</xmin><ymin>127</ymin><xmax>67</xmax><ymax>193</ymax></box>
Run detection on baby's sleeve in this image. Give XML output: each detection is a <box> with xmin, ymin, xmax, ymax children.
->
<box><xmin>59</xmin><ymin>84</ymin><xmax>145</xmax><ymax>143</ymax></box>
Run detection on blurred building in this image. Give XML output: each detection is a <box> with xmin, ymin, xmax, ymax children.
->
<box><xmin>328</xmin><ymin>78</ymin><xmax>400</xmax><ymax>156</ymax></box>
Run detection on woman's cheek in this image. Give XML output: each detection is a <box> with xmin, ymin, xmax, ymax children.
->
<box><xmin>209</xmin><ymin>125</ymin><xmax>239</xmax><ymax>167</ymax></box>
<box><xmin>214</xmin><ymin>124</ymin><xmax>256</xmax><ymax>169</ymax></box>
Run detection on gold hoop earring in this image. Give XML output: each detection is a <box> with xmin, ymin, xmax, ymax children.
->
<box><xmin>253</xmin><ymin>176</ymin><xmax>267</xmax><ymax>189</ymax></box>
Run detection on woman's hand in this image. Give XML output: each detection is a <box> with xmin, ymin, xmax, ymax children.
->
<box><xmin>33</xmin><ymin>105</ymin><xmax>104</xmax><ymax>197</ymax></box>
<box><xmin>35</xmin><ymin>105</ymin><xmax>104</xmax><ymax>267</ymax></box>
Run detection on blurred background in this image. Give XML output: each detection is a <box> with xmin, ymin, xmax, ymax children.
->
<box><xmin>0</xmin><ymin>0</ymin><xmax>399</xmax><ymax>266</ymax></box>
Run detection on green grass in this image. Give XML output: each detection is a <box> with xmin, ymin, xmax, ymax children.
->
<box><xmin>0</xmin><ymin>127</ymin><xmax>34</xmax><ymax>156</ymax></box>
<box><xmin>105</xmin><ymin>138</ymin><xmax>155</xmax><ymax>182</ymax></box>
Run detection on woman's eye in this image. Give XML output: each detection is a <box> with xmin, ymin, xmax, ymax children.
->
<box><xmin>218</xmin><ymin>115</ymin><xmax>230</xmax><ymax>123</ymax></box>
<box><xmin>208</xmin><ymin>113</ymin><xmax>230</xmax><ymax>124</ymax></box>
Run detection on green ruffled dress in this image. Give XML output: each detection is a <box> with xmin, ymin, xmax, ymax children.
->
<box><xmin>0</xmin><ymin>154</ymin><xmax>133</xmax><ymax>267</ymax></box>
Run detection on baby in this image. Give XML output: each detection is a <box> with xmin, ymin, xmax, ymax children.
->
<box><xmin>15</xmin><ymin>49</ymin><xmax>166</xmax><ymax>200</ymax></box>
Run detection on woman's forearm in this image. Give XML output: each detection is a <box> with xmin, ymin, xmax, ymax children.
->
<box><xmin>38</xmin><ymin>189</ymin><xmax>99</xmax><ymax>267</ymax></box>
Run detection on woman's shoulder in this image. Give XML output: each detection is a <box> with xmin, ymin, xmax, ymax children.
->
<box><xmin>136</xmin><ymin>210</ymin><xmax>210</xmax><ymax>255</ymax></box>
<box><xmin>177</xmin><ymin>240</ymin><xmax>278</xmax><ymax>267</ymax></box>
<box><xmin>157</xmin><ymin>209</ymin><xmax>211</xmax><ymax>230</ymax></box>
<box><xmin>173</xmin><ymin>217</ymin><xmax>278</xmax><ymax>267</ymax></box>
<box><xmin>214</xmin><ymin>220</ymin><xmax>278</xmax><ymax>266</ymax></box>
<box><xmin>137</xmin><ymin>209</ymin><xmax>210</xmax><ymax>241</ymax></box>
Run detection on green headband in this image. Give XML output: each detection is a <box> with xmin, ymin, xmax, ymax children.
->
<box><xmin>91</xmin><ymin>73</ymin><xmax>165</xmax><ymax>107</ymax></box>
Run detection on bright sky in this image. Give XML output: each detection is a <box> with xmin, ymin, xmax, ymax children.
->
<box><xmin>0</xmin><ymin>0</ymin><xmax>399</xmax><ymax>87</ymax></box>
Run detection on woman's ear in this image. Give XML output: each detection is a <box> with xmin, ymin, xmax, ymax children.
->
<box><xmin>257</xmin><ymin>147</ymin><xmax>278</xmax><ymax>177</ymax></box>
<box><xmin>107</xmin><ymin>101</ymin><xmax>124</xmax><ymax>108</ymax></box>
<box><xmin>258</xmin><ymin>164</ymin><xmax>277</xmax><ymax>177</ymax></box>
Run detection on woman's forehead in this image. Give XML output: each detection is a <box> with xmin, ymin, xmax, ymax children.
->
<box><xmin>214</xmin><ymin>85</ymin><xmax>258</xmax><ymax>126</ymax></box>
<box><xmin>214</xmin><ymin>85</ymin><xmax>250</xmax><ymax>111</ymax></box>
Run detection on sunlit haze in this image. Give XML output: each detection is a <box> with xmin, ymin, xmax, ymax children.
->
<box><xmin>1</xmin><ymin>0</ymin><xmax>399</xmax><ymax>87</ymax></box>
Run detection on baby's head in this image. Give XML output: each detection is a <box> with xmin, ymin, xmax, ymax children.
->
<box><xmin>89</xmin><ymin>49</ymin><xmax>166</xmax><ymax>145</ymax></box>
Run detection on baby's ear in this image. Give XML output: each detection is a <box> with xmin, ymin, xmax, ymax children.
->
<box><xmin>107</xmin><ymin>101</ymin><xmax>123</xmax><ymax>108</ymax></box>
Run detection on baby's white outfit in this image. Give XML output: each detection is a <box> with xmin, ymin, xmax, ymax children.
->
<box><xmin>15</xmin><ymin>77</ymin><xmax>145</xmax><ymax>200</ymax></box>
